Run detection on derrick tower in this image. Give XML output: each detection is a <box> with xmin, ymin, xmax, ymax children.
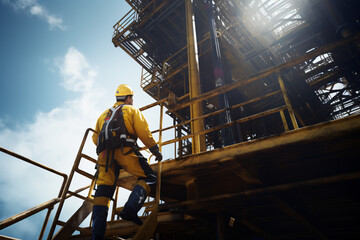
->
<box><xmin>1</xmin><ymin>0</ymin><xmax>360</xmax><ymax>239</ymax></box>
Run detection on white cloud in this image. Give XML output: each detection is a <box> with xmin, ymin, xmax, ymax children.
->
<box><xmin>2</xmin><ymin>0</ymin><xmax>66</xmax><ymax>30</ymax></box>
<box><xmin>2</xmin><ymin>0</ymin><xmax>35</xmax><ymax>10</ymax></box>
<box><xmin>29</xmin><ymin>4</ymin><xmax>43</xmax><ymax>15</ymax></box>
<box><xmin>56</xmin><ymin>47</ymin><xmax>96</xmax><ymax>92</ymax></box>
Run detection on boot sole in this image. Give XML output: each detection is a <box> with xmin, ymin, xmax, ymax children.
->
<box><xmin>120</xmin><ymin>211</ymin><xmax>143</xmax><ymax>225</ymax></box>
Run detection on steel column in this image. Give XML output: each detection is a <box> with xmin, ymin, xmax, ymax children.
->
<box><xmin>185</xmin><ymin>0</ymin><xmax>206</xmax><ymax>153</ymax></box>
<box><xmin>277</xmin><ymin>73</ymin><xmax>299</xmax><ymax>129</ymax></box>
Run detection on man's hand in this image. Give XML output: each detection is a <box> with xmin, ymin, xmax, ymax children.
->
<box><xmin>154</xmin><ymin>151</ymin><xmax>163</xmax><ymax>162</ymax></box>
<box><xmin>149</xmin><ymin>144</ymin><xmax>163</xmax><ymax>162</ymax></box>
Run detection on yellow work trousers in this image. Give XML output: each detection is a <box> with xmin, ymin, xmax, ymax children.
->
<box><xmin>93</xmin><ymin>147</ymin><xmax>156</xmax><ymax>207</ymax></box>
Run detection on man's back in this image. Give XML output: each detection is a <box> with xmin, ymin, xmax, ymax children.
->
<box><xmin>92</xmin><ymin>102</ymin><xmax>157</xmax><ymax>150</ymax></box>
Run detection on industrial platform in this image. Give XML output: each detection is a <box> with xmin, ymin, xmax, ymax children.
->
<box><xmin>1</xmin><ymin>0</ymin><xmax>360</xmax><ymax>239</ymax></box>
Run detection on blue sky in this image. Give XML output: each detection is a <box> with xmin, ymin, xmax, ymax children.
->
<box><xmin>0</xmin><ymin>0</ymin><xmax>143</xmax><ymax>123</ymax></box>
<box><xmin>0</xmin><ymin>1</ymin><xmax>171</xmax><ymax>239</ymax></box>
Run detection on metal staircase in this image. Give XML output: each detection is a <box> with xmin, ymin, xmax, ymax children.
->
<box><xmin>46</xmin><ymin>128</ymin><xmax>163</xmax><ymax>240</ymax></box>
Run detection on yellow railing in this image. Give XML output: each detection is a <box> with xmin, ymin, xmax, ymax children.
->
<box><xmin>113</xmin><ymin>8</ymin><xmax>137</xmax><ymax>38</ymax></box>
<box><xmin>47</xmin><ymin>128</ymin><xmax>97</xmax><ymax>239</ymax></box>
<box><xmin>139</xmin><ymin>33</ymin><xmax>360</xmax><ymax>155</ymax></box>
<box><xmin>46</xmin><ymin>125</ymin><xmax>164</xmax><ymax>239</ymax></box>
<box><xmin>113</xmin><ymin>1</ymin><xmax>155</xmax><ymax>38</ymax></box>
<box><xmin>140</xmin><ymin>67</ymin><xmax>163</xmax><ymax>92</ymax></box>
<box><xmin>161</xmin><ymin>33</ymin><xmax>210</xmax><ymax>79</ymax></box>
<box><xmin>0</xmin><ymin>147</ymin><xmax>68</xmax><ymax>240</ymax></box>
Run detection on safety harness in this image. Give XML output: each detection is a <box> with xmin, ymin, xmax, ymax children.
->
<box><xmin>96</xmin><ymin>104</ymin><xmax>137</xmax><ymax>172</ymax></box>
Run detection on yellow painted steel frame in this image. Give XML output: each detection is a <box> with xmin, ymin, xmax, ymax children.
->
<box><xmin>136</xmin><ymin>34</ymin><xmax>360</xmax><ymax>155</ymax></box>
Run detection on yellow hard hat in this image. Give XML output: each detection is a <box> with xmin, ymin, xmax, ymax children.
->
<box><xmin>115</xmin><ymin>84</ymin><xmax>134</xmax><ymax>97</ymax></box>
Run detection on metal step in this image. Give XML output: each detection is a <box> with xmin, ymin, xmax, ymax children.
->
<box><xmin>70</xmin><ymin>210</ymin><xmax>197</xmax><ymax>239</ymax></box>
<box><xmin>52</xmin><ymin>200</ymin><xmax>93</xmax><ymax>240</ymax></box>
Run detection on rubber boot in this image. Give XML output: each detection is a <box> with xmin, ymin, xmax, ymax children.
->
<box><xmin>120</xmin><ymin>184</ymin><xmax>146</xmax><ymax>225</ymax></box>
<box><xmin>92</xmin><ymin>205</ymin><xmax>108</xmax><ymax>240</ymax></box>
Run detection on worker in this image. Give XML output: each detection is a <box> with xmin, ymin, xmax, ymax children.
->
<box><xmin>91</xmin><ymin>84</ymin><xmax>162</xmax><ymax>240</ymax></box>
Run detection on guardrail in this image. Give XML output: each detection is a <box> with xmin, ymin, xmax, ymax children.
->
<box><xmin>0</xmin><ymin>147</ymin><xmax>68</xmax><ymax>240</ymax></box>
<box><xmin>138</xmin><ymin>33</ymin><xmax>360</xmax><ymax>155</ymax></box>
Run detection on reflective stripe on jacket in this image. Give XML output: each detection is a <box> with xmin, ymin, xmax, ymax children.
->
<box><xmin>92</xmin><ymin>101</ymin><xmax>157</xmax><ymax>149</ymax></box>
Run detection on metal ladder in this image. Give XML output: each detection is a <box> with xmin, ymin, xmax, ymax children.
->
<box><xmin>47</xmin><ymin>127</ymin><xmax>163</xmax><ymax>240</ymax></box>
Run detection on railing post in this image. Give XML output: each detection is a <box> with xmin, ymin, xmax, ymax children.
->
<box><xmin>277</xmin><ymin>72</ymin><xmax>299</xmax><ymax>129</ymax></box>
<box><xmin>155</xmin><ymin>104</ymin><xmax>164</xmax><ymax>204</ymax></box>
<box><xmin>279</xmin><ymin>110</ymin><xmax>289</xmax><ymax>131</ymax></box>
<box><xmin>47</xmin><ymin>128</ymin><xmax>95</xmax><ymax>240</ymax></box>
<box><xmin>38</xmin><ymin>207</ymin><xmax>53</xmax><ymax>240</ymax></box>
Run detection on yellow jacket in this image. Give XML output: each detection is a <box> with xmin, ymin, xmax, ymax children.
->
<box><xmin>92</xmin><ymin>101</ymin><xmax>157</xmax><ymax>149</ymax></box>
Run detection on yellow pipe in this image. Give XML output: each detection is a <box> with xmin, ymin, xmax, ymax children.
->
<box><xmin>155</xmin><ymin>104</ymin><xmax>164</xmax><ymax>204</ymax></box>
<box><xmin>279</xmin><ymin>110</ymin><xmax>289</xmax><ymax>131</ymax></box>
<box><xmin>277</xmin><ymin>73</ymin><xmax>299</xmax><ymax>129</ymax></box>
<box><xmin>185</xmin><ymin>0</ymin><xmax>206</xmax><ymax>153</ymax></box>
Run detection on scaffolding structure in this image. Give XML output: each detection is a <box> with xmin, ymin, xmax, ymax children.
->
<box><xmin>111</xmin><ymin>0</ymin><xmax>360</xmax><ymax>239</ymax></box>
<box><xmin>113</xmin><ymin>0</ymin><xmax>360</xmax><ymax>154</ymax></box>
<box><xmin>1</xmin><ymin>0</ymin><xmax>360</xmax><ymax>239</ymax></box>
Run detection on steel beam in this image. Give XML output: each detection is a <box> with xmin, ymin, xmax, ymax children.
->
<box><xmin>116</xmin><ymin>114</ymin><xmax>360</xmax><ymax>191</ymax></box>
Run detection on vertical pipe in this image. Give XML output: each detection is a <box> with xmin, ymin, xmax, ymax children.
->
<box><xmin>38</xmin><ymin>207</ymin><xmax>53</xmax><ymax>240</ymax></box>
<box><xmin>206</xmin><ymin>0</ymin><xmax>235</xmax><ymax>146</ymax></box>
<box><xmin>141</xmin><ymin>67</ymin><xmax>144</xmax><ymax>88</ymax></box>
<box><xmin>321</xmin><ymin>0</ymin><xmax>353</xmax><ymax>38</ymax></box>
<box><xmin>279</xmin><ymin>110</ymin><xmax>289</xmax><ymax>131</ymax></box>
<box><xmin>216</xmin><ymin>213</ymin><xmax>226</xmax><ymax>240</ymax></box>
<box><xmin>47</xmin><ymin>129</ymin><xmax>93</xmax><ymax>239</ymax></box>
<box><xmin>111</xmin><ymin>187</ymin><xmax>119</xmax><ymax>221</ymax></box>
<box><xmin>155</xmin><ymin>104</ymin><xmax>164</xmax><ymax>204</ymax></box>
<box><xmin>173</xmin><ymin>118</ymin><xmax>177</xmax><ymax>159</ymax></box>
<box><xmin>178</xmin><ymin>119</ymin><xmax>183</xmax><ymax>158</ymax></box>
<box><xmin>185</xmin><ymin>0</ymin><xmax>206</xmax><ymax>154</ymax></box>
<box><xmin>277</xmin><ymin>73</ymin><xmax>299</xmax><ymax>129</ymax></box>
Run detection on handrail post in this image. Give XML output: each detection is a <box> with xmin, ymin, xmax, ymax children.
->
<box><xmin>47</xmin><ymin>128</ymin><xmax>95</xmax><ymax>240</ymax></box>
<box><xmin>38</xmin><ymin>206</ymin><xmax>53</xmax><ymax>240</ymax></box>
<box><xmin>155</xmin><ymin>104</ymin><xmax>164</xmax><ymax>204</ymax></box>
<box><xmin>279</xmin><ymin>110</ymin><xmax>290</xmax><ymax>131</ymax></box>
<box><xmin>277</xmin><ymin>72</ymin><xmax>299</xmax><ymax>129</ymax></box>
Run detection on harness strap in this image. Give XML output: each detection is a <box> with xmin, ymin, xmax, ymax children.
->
<box><xmin>93</xmin><ymin>163</ymin><xmax>100</xmax><ymax>190</ymax></box>
<box><xmin>97</xmin><ymin>104</ymin><xmax>140</xmax><ymax>173</ymax></box>
<box><xmin>105</xmin><ymin>150</ymin><xmax>115</xmax><ymax>172</ymax></box>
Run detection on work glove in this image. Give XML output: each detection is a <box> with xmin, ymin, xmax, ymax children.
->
<box><xmin>154</xmin><ymin>151</ymin><xmax>163</xmax><ymax>162</ymax></box>
<box><xmin>149</xmin><ymin>145</ymin><xmax>163</xmax><ymax>162</ymax></box>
